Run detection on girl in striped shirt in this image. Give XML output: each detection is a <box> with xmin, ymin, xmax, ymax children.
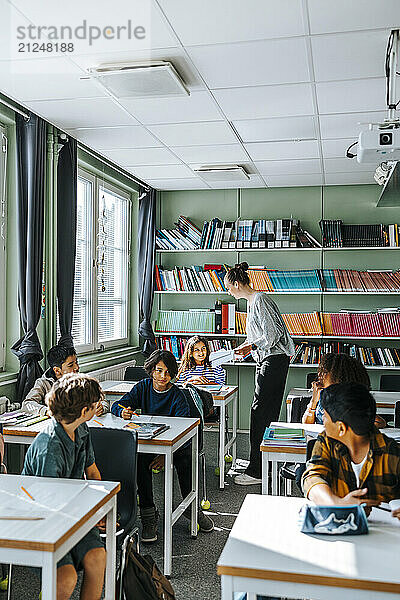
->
<box><xmin>176</xmin><ymin>336</ymin><xmax>226</xmax><ymax>386</ymax></box>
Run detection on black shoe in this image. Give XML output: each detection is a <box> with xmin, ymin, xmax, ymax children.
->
<box><xmin>184</xmin><ymin>508</ymin><xmax>214</xmax><ymax>532</ymax></box>
<box><xmin>140</xmin><ymin>506</ymin><xmax>159</xmax><ymax>543</ymax></box>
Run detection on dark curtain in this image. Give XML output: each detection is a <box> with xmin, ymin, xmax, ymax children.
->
<box><xmin>57</xmin><ymin>138</ymin><xmax>77</xmax><ymax>347</ymax></box>
<box><xmin>11</xmin><ymin>114</ymin><xmax>46</xmax><ymax>402</ymax></box>
<box><xmin>138</xmin><ymin>187</ymin><xmax>157</xmax><ymax>356</ymax></box>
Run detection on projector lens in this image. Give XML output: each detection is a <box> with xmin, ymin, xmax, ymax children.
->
<box><xmin>379</xmin><ymin>132</ymin><xmax>393</xmax><ymax>145</ymax></box>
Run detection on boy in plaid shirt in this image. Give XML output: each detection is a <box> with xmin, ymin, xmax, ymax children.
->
<box><xmin>302</xmin><ymin>382</ymin><xmax>400</xmax><ymax>519</ymax></box>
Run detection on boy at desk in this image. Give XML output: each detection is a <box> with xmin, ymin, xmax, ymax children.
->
<box><xmin>302</xmin><ymin>382</ymin><xmax>400</xmax><ymax>520</ymax></box>
<box><xmin>22</xmin><ymin>374</ymin><xmax>106</xmax><ymax>600</ymax></box>
<box><xmin>111</xmin><ymin>349</ymin><xmax>214</xmax><ymax>542</ymax></box>
<box><xmin>22</xmin><ymin>344</ymin><xmax>108</xmax><ymax>417</ymax></box>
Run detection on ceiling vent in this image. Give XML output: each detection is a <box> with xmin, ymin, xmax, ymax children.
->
<box><xmin>194</xmin><ymin>165</ymin><xmax>250</xmax><ymax>182</ymax></box>
<box><xmin>87</xmin><ymin>61</ymin><xmax>190</xmax><ymax>98</ymax></box>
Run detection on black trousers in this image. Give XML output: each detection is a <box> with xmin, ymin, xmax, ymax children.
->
<box><xmin>246</xmin><ymin>354</ymin><xmax>290</xmax><ymax>479</ymax></box>
<box><xmin>137</xmin><ymin>445</ymin><xmax>192</xmax><ymax>509</ymax></box>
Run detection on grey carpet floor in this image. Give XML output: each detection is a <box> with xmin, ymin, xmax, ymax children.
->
<box><xmin>6</xmin><ymin>429</ymin><xmax>298</xmax><ymax>599</ymax></box>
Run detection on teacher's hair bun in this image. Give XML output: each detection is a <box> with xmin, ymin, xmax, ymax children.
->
<box><xmin>234</xmin><ymin>262</ymin><xmax>249</xmax><ymax>271</ymax></box>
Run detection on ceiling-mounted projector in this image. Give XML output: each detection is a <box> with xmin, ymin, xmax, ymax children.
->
<box><xmin>357</xmin><ymin>122</ymin><xmax>400</xmax><ymax>163</ymax></box>
<box><xmin>87</xmin><ymin>61</ymin><xmax>190</xmax><ymax>98</ymax></box>
<box><xmin>194</xmin><ymin>165</ymin><xmax>250</xmax><ymax>182</ymax></box>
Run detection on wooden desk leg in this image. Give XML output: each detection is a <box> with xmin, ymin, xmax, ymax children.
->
<box><xmin>219</xmin><ymin>403</ymin><xmax>226</xmax><ymax>489</ymax></box>
<box><xmin>191</xmin><ymin>429</ymin><xmax>199</xmax><ymax>538</ymax></box>
<box><xmin>261</xmin><ymin>453</ymin><xmax>269</xmax><ymax>495</ymax></box>
<box><xmin>220</xmin><ymin>574</ymin><xmax>234</xmax><ymax>600</ymax></box>
<box><xmin>105</xmin><ymin>497</ymin><xmax>117</xmax><ymax>599</ymax></box>
<box><xmin>164</xmin><ymin>449</ymin><xmax>173</xmax><ymax>577</ymax></box>
<box><xmin>41</xmin><ymin>554</ymin><xmax>57</xmax><ymax>600</ymax></box>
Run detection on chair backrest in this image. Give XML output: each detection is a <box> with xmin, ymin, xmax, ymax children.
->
<box><xmin>178</xmin><ymin>386</ymin><xmax>205</xmax><ymax>451</ymax></box>
<box><xmin>380</xmin><ymin>375</ymin><xmax>400</xmax><ymax>392</ymax></box>
<box><xmin>395</xmin><ymin>401</ymin><xmax>400</xmax><ymax>428</ymax></box>
<box><xmin>90</xmin><ymin>427</ymin><xmax>138</xmax><ymax>538</ymax></box>
<box><xmin>290</xmin><ymin>396</ymin><xmax>311</xmax><ymax>423</ymax></box>
<box><xmin>124</xmin><ymin>367</ymin><xmax>148</xmax><ymax>382</ymax></box>
<box><xmin>306</xmin><ymin>372</ymin><xmax>318</xmax><ymax>388</ymax></box>
<box><xmin>0</xmin><ymin>424</ymin><xmax>5</xmax><ymax>474</ymax></box>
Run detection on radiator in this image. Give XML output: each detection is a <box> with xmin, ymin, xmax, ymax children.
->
<box><xmin>86</xmin><ymin>359</ymin><xmax>137</xmax><ymax>382</ymax></box>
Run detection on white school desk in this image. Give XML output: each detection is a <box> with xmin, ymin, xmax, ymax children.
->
<box><xmin>3</xmin><ymin>414</ymin><xmax>199</xmax><ymax>578</ymax></box>
<box><xmin>261</xmin><ymin>422</ymin><xmax>400</xmax><ymax>495</ymax></box>
<box><xmin>286</xmin><ymin>387</ymin><xmax>400</xmax><ymax>421</ymax></box>
<box><xmin>101</xmin><ymin>380</ymin><xmax>238</xmax><ymax>490</ymax></box>
<box><xmin>218</xmin><ymin>494</ymin><xmax>400</xmax><ymax>600</ymax></box>
<box><xmin>0</xmin><ymin>474</ymin><xmax>118</xmax><ymax>600</ymax></box>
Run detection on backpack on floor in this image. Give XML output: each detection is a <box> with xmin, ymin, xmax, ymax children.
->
<box><xmin>117</xmin><ymin>536</ymin><xmax>176</xmax><ymax>600</ymax></box>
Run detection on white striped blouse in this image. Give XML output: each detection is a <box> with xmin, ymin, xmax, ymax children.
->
<box><xmin>175</xmin><ymin>364</ymin><xmax>226</xmax><ymax>385</ymax></box>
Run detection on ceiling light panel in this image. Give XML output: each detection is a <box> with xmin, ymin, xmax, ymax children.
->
<box><xmin>233</xmin><ymin>116</ymin><xmax>317</xmax><ymax>143</ymax></box>
<box><xmin>214</xmin><ymin>83</ymin><xmax>314</xmax><ymax>120</ymax></box>
<box><xmin>187</xmin><ymin>37</ymin><xmax>310</xmax><ymax>89</ymax></box>
<box><xmin>157</xmin><ymin>0</ymin><xmax>305</xmax><ymax>45</ymax></box>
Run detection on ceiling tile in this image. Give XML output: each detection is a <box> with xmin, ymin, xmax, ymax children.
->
<box><xmin>214</xmin><ymin>83</ymin><xmax>314</xmax><ymax>120</ymax></box>
<box><xmin>120</xmin><ymin>91</ymin><xmax>221</xmax><ymax>124</ymax></box>
<box><xmin>323</xmin><ymin>157</ymin><xmax>376</xmax><ymax>173</ymax></box>
<box><xmin>321</xmin><ymin>139</ymin><xmax>356</xmax><ymax>159</ymax></box>
<box><xmin>312</xmin><ymin>30</ymin><xmax>390</xmax><ymax>82</ymax></box>
<box><xmin>148</xmin><ymin>121</ymin><xmax>237</xmax><ymax>146</ymax></box>
<box><xmin>173</xmin><ymin>144</ymin><xmax>249</xmax><ymax>163</ymax></box>
<box><xmin>206</xmin><ymin>175</ymin><xmax>265</xmax><ymax>189</ymax></box>
<box><xmin>265</xmin><ymin>173</ymin><xmax>323</xmax><ymax>187</ymax></box>
<box><xmin>245</xmin><ymin>140</ymin><xmax>320</xmax><ymax>161</ymax></box>
<box><xmin>158</xmin><ymin>0</ymin><xmax>305</xmax><ymax>45</ymax></box>
<box><xmin>187</xmin><ymin>37</ymin><xmax>310</xmax><ymax>89</ymax></box>
<box><xmin>308</xmin><ymin>0</ymin><xmax>400</xmax><ymax>34</ymax></box>
<box><xmin>9</xmin><ymin>0</ymin><xmax>177</xmax><ymax>53</ymax></box>
<box><xmin>131</xmin><ymin>164</ymin><xmax>194</xmax><ymax>179</ymax></box>
<box><xmin>0</xmin><ymin>58</ymin><xmax>102</xmax><ymax>102</ymax></box>
<box><xmin>233</xmin><ymin>116</ymin><xmax>317</xmax><ymax>143</ymax></box>
<box><xmin>316</xmin><ymin>78</ymin><xmax>386</xmax><ymax>114</ymax></box>
<box><xmin>325</xmin><ymin>172</ymin><xmax>375</xmax><ymax>185</ymax></box>
<box><xmin>146</xmin><ymin>178</ymin><xmax>210</xmax><ymax>190</ymax></box>
<box><xmin>69</xmin><ymin>125</ymin><xmax>162</xmax><ymax>149</ymax></box>
<box><xmin>256</xmin><ymin>159</ymin><xmax>321</xmax><ymax>176</ymax></box>
<box><xmin>26</xmin><ymin>97</ymin><xmax>136</xmax><ymax>128</ymax></box>
<box><xmin>319</xmin><ymin>111</ymin><xmax>387</xmax><ymax>139</ymax></box>
<box><xmin>106</xmin><ymin>147</ymin><xmax>182</xmax><ymax>166</ymax></box>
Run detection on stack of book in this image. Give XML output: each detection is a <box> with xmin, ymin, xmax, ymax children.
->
<box><xmin>235</xmin><ymin>311</ymin><xmax>247</xmax><ymax>335</ymax></box>
<box><xmin>262</xmin><ymin>426</ymin><xmax>306</xmax><ymax>447</ymax></box>
<box><xmin>282</xmin><ymin>310</ymin><xmax>400</xmax><ymax>337</ymax></box>
<box><xmin>155</xmin><ymin>264</ymin><xmax>228</xmax><ymax>292</ymax></box>
<box><xmin>320</xmin><ymin>220</ymin><xmax>400</xmax><ymax>248</ymax></box>
<box><xmin>291</xmin><ymin>342</ymin><xmax>400</xmax><ymax>367</ymax></box>
<box><xmin>156</xmin><ymin>309</ymin><xmax>216</xmax><ymax>334</ymax></box>
<box><xmin>247</xmin><ymin>268</ymin><xmax>400</xmax><ymax>292</ymax></box>
<box><xmin>156</xmin><ymin>216</ymin><xmax>202</xmax><ymax>250</ymax></box>
<box><xmin>157</xmin><ymin>336</ymin><xmax>238</xmax><ymax>360</ymax></box>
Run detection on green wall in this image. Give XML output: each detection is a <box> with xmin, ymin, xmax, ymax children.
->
<box><xmin>158</xmin><ymin>184</ymin><xmax>400</xmax><ymax>429</ymax></box>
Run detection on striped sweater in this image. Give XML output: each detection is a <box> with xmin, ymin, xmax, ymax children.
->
<box><xmin>176</xmin><ymin>364</ymin><xmax>226</xmax><ymax>386</ymax></box>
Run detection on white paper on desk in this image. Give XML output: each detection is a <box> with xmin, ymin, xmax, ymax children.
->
<box><xmin>26</xmin><ymin>480</ymin><xmax>95</xmax><ymax>512</ymax></box>
<box><xmin>0</xmin><ymin>491</ymin><xmax>47</xmax><ymax>520</ymax></box>
<box><xmin>209</xmin><ymin>349</ymin><xmax>235</xmax><ymax>368</ymax></box>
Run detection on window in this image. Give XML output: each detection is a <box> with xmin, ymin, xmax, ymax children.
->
<box><xmin>0</xmin><ymin>125</ymin><xmax>7</xmax><ymax>370</ymax></box>
<box><xmin>71</xmin><ymin>171</ymin><xmax>131</xmax><ymax>352</ymax></box>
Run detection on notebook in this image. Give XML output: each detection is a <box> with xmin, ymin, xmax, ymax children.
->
<box><xmin>123</xmin><ymin>421</ymin><xmax>170</xmax><ymax>439</ymax></box>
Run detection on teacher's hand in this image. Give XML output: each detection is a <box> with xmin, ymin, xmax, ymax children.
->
<box><xmin>234</xmin><ymin>343</ymin><xmax>252</xmax><ymax>356</ymax></box>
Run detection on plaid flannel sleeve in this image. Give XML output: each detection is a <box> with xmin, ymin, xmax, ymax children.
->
<box><xmin>301</xmin><ymin>434</ymin><xmax>334</xmax><ymax>498</ymax></box>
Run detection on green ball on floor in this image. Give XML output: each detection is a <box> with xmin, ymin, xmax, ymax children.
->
<box><xmin>214</xmin><ymin>467</ymin><xmax>220</xmax><ymax>476</ymax></box>
<box><xmin>201</xmin><ymin>499</ymin><xmax>211</xmax><ymax>510</ymax></box>
<box><xmin>224</xmin><ymin>454</ymin><xmax>233</xmax><ymax>463</ymax></box>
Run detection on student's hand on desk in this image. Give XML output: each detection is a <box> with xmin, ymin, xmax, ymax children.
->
<box><xmin>340</xmin><ymin>488</ymin><xmax>380</xmax><ymax>512</ymax></box>
<box><xmin>95</xmin><ymin>402</ymin><xmax>104</xmax><ymax>416</ymax></box>
<box><xmin>391</xmin><ymin>507</ymin><xmax>400</xmax><ymax>520</ymax></box>
<box><xmin>121</xmin><ymin>407</ymin><xmax>134</xmax><ymax>420</ymax></box>
<box><xmin>149</xmin><ymin>455</ymin><xmax>165</xmax><ymax>471</ymax></box>
<box><xmin>188</xmin><ymin>376</ymin><xmax>209</xmax><ymax>385</ymax></box>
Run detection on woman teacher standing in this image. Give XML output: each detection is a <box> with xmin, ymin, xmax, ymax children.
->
<box><xmin>224</xmin><ymin>262</ymin><xmax>295</xmax><ymax>485</ymax></box>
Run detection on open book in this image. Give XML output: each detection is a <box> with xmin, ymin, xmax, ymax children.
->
<box><xmin>123</xmin><ymin>421</ymin><xmax>170</xmax><ymax>439</ymax></box>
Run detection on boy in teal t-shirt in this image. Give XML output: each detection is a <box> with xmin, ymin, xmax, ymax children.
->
<box><xmin>22</xmin><ymin>373</ymin><xmax>106</xmax><ymax>600</ymax></box>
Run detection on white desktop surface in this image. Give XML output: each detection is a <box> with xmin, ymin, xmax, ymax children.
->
<box><xmin>218</xmin><ymin>495</ymin><xmax>400</xmax><ymax>599</ymax></box>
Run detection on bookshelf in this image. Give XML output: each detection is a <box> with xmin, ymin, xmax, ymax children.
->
<box><xmin>154</xmin><ymin>186</ymin><xmax>400</xmax><ymax>428</ymax></box>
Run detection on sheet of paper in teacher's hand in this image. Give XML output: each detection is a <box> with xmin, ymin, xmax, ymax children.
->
<box><xmin>209</xmin><ymin>349</ymin><xmax>236</xmax><ymax>368</ymax></box>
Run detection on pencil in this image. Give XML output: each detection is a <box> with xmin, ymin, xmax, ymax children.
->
<box><xmin>21</xmin><ymin>486</ymin><xmax>35</xmax><ymax>501</ymax></box>
<box><xmin>93</xmin><ymin>419</ymin><xmax>104</xmax><ymax>426</ymax></box>
<box><xmin>118</xmin><ymin>404</ymin><xmax>137</xmax><ymax>416</ymax></box>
